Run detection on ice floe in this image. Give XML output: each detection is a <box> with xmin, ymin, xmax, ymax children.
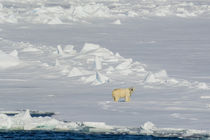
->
<box><xmin>56</xmin><ymin>45</ymin><xmax>65</xmax><ymax>56</ymax></box>
<box><xmin>63</xmin><ymin>45</ymin><xmax>77</xmax><ymax>55</ymax></box>
<box><xmin>112</xmin><ymin>19</ymin><xmax>121</xmax><ymax>25</ymax></box>
<box><xmin>94</xmin><ymin>56</ymin><xmax>102</xmax><ymax>70</ymax></box>
<box><xmin>144</xmin><ymin>70</ymin><xmax>209</xmax><ymax>90</ymax></box>
<box><xmin>0</xmin><ymin>110</ymin><xmax>115</xmax><ymax>132</ymax></box>
<box><xmin>200</xmin><ymin>96</ymin><xmax>210</xmax><ymax>99</ymax></box>
<box><xmin>68</xmin><ymin>67</ymin><xmax>84</xmax><ymax>77</ymax></box>
<box><xmin>0</xmin><ymin>50</ymin><xmax>20</xmax><ymax>69</ymax></box>
<box><xmin>0</xmin><ymin>110</ymin><xmax>209</xmax><ymax>139</ymax></box>
<box><xmin>80</xmin><ymin>72</ymin><xmax>110</xmax><ymax>85</ymax></box>
<box><xmin>22</xmin><ymin>47</ymin><xmax>42</xmax><ymax>52</ymax></box>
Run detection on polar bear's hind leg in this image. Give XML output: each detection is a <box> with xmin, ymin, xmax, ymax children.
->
<box><xmin>114</xmin><ymin>96</ymin><xmax>119</xmax><ymax>102</ymax></box>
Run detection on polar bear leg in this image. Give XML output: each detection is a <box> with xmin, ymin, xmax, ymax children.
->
<box><xmin>113</xmin><ymin>96</ymin><xmax>119</xmax><ymax>102</ymax></box>
<box><xmin>125</xmin><ymin>96</ymin><xmax>130</xmax><ymax>102</ymax></box>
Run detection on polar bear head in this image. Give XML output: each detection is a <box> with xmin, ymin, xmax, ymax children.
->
<box><xmin>129</xmin><ymin>87</ymin><xmax>135</xmax><ymax>95</ymax></box>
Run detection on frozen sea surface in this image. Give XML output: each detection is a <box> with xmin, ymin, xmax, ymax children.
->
<box><xmin>0</xmin><ymin>0</ymin><xmax>210</xmax><ymax>138</ymax></box>
<box><xmin>0</xmin><ymin>17</ymin><xmax>210</xmax><ymax>130</ymax></box>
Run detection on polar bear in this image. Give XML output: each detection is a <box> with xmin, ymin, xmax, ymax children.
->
<box><xmin>112</xmin><ymin>87</ymin><xmax>135</xmax><ymax>102</ymax></box>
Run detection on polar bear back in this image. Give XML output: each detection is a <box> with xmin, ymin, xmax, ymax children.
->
<box><xmin>112</xmin><ymin>88</ymin><xmax>131</xmax><ymax>98</ymax></box>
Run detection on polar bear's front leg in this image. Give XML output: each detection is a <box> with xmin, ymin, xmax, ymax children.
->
<box><xmin>125</xmin><ymin>96</ymin><xmax>130</xmax><ymax>102</ymax></box>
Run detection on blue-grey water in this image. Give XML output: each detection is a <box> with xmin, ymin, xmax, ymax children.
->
<box><xmin>0</xmin><ymin>131</ymin><xmax>185</xmax><ymax>140</ymax></box>
<box><xmin>0</xmin><ymin>131</ymin><xmax>191</xmax><ymax>140</ymax></box>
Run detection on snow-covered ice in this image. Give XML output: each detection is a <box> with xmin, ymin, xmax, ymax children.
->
<box><xmin>0</xmin><ymin>38</ymin><xmax>207</xmax><ymax>88</ymax></box>
<box><xmin>0</xmin><ymin>0</ymin><xmax>210</xmax><ymax>138</ymax></box>
<box><xmin>0</xmin><ymin>0</ymin><xmax>210</xmax><ymax>24</ymax></box>
<box><xmin>112</xmin><ymin>19</ymin><xmax>121</xmax><ymax>25</ymax></box>
<box><xmin>0</xmin><ymin>50</ymin><xmax>20</xmax><ymax>69</ymax></box>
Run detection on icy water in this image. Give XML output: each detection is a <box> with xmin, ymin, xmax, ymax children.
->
<box><xmin>0</xmin><ymin>131</ymin><xmax>185</xmax><ymax>140</ymax></box>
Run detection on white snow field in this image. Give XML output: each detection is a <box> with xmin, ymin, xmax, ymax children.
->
<box><xmin>0</xmin><ymin>0</ymin><xmax>210</xmax><ymax>137</ymax></box>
